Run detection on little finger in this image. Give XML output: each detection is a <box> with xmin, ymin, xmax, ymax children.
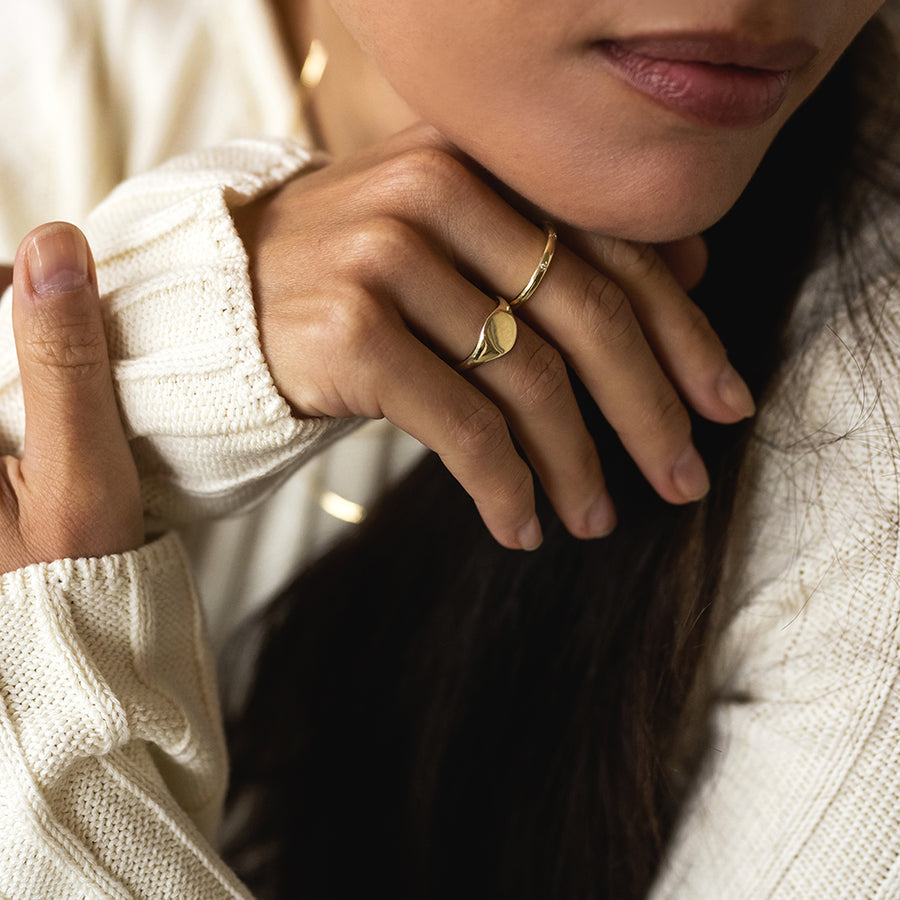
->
<box><xmin>563</xmin><ymin>231</ymin><xmax>754</xmax><ymax>423</ymax></box>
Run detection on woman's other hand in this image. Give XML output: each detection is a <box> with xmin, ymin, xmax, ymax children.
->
<box><xmin>0</xmin><ymin>222</ymin><xmax>143</xmax><ymax>571</ymax></box>
<box><xmin>235</xmin><ymin>124</ymin><xmax>755</xmax><ymax>550</ymax></box>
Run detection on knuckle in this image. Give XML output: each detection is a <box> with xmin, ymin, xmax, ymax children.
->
<box><xmin>675</xmin><ymin>301</ymin><xmax>719</xmax><ymax>351</ymax></box>
<box><xmin>634</xmin><ymin>387</ymin><xmax>690</xmax><ymax>443</ymax></box>
<box><xmin>319</xmin><ymin>286</ymin><xmax>393</xmax><ymax>363</ymax></box>
<box><xmin>578</xmin><ymin>275</ymin><xmax>639</xmax><ymax>349</ymax></box>
<box><xmin>490</xmin><ymin>458</ymin><xmax>534</xmax><ymax>511</ymax></box>
<box><xmin>449</xmin><ymin>397</ymin><xmax>510</xmax><ymax>462</ymax></box>
<box><xmin>344</xmin><ymin>216</ymin><xmax>425</xmax><ymax>280</ymax></box>
<box><xmin>376</xmin><ymin>146</ymin><xmax>469</xmax><ymax>213</ymax></box>
<box><xmin>24</xmin><ymin>311</ymin><xmax>106</xmax><ymax>382</ymax></box>
<box><xmin>605</xmin><ymin>237</ymin><xmax>665</xmax><ymax>279</ymax></box>
<box><xmin>390</xmin><ymin>145</ymin><xmax>465</xmax><ymax>188</ymax></box>
<box><xmin>510</xmin><ymin>341</ymin><xmax>569</xmax><ymax>413</ymax></box>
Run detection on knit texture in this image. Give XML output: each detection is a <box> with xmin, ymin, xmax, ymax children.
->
<box><xmin>650</xmin><ymin>212</ymin><xmax>900</xmax><ymax>898</ymax></box>
<box><xmin>0</xmin><ymin>534</ymin><xmax>251</xmax><ymax>899</ymax></box>
<box><xmin>0</xmin><ymin>0</ymin><xmax>420</xmax><ymax>624</ymax></box>
<box><xmin>0</xmin><ymin>139</ymin><xmax>359</xmax><ymax>523</ymax></box>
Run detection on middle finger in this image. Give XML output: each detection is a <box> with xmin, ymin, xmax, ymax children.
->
<box><xmin>387</xmin><ymin>248</ymin><xmax>617</xmax><ymax>539</ymax></box>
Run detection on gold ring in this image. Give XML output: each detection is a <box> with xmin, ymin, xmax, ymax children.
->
<box><xmin>456</xmin><ymin>298</ymin><xmax>518</xmax><ymax>371</ymax></box>
<box><xmin>508</xmin><ymin>224</ymin><xmax>557</xmax><ymax>310</ymax></box>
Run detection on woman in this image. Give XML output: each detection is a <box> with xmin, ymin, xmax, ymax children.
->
<box><xmin>225</xmin><ymin>6</ymin><xmax>900</xmax><ymax>897</ymax></box>
<box><xmin>0</xmin><ymin>0</ymin><xmax>758</xmax><ymax>641</ymax></box>
<box><xmin>0</xmin><ymin>0</ymin><xmax>897</xmax><ymax>897</ymax></box>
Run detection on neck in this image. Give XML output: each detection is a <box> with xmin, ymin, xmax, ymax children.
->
<box><xmin>273</xmin><ymin>0</ymin><xmax>418</xmax><ymax>156</ymax></box>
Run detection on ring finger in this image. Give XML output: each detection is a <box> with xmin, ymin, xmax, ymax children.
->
<box><xmin>426</xmin><ymin>212</ymin><xmax>712</xmax><ymax>505</ymax></box>
<box><xmin>389</xmin><ymin>255</ymin><xmax>616</xmax><ymax>540</ymax></box>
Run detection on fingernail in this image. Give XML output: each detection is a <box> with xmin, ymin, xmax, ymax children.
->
<box><xmin>717</xmin><ymin>363</ymin><xmax>755</xmax><ymax>419</ymax></box>
<box><xmin>26</xmin><ymin>225</ymin><xmax>89</xmax><ymax>295</ymax></box>
<box><xmin>518</xmin><ymin>515</ymin><xmax>543</xmax><ymax>551</ymax></box>
<box><xmin>673</xmin><ymin>445</ymin><xmax>710</xmax><ymax>501</ymax></box>
<box><xmin>587</xmin><ymin>492</ymin><xmax>617</xmax><ymax>538</ymax></box>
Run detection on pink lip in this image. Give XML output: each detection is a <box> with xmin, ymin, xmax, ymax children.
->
<box><xmin>594</xmin><ymin>34</ymin><xmax>817</xmax><ymax>128</ymax></box>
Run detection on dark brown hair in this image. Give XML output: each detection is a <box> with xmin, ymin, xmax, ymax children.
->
<box><xmin>223</xmin><ymin>12</ymin><xmax>900</xmax><ymax>898</ymax></box>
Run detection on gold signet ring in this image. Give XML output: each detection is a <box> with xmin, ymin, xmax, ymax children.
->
<box><xmin>456</xmin><ymin>298</ymin><xmax>518</xmax><ymax>371</ymax></box>
<box><xmin>509</xmin><ymin>224</ymin><xmax>557</xmax><ymax>310</ymax></box>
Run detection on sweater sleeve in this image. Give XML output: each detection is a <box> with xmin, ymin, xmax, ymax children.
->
<box><xmin>0</xmin><ymin>532</ymin><xmax>251</xmax><ymax>899</ymax></box>
<box><xmin>649</xmin><ymin>272</ymin><xmax>900</xmax><ymax>899</ymax></box>
<box><xmin>0</xmin><ymin>139</ymin><xmax>360</xmax><ymax>525</ymax></box>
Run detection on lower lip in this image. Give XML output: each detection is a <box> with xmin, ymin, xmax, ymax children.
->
<box><xmin>595</xmin><ymin>41</ymin><xmax>791</xmax><ymax>129</ymax></box>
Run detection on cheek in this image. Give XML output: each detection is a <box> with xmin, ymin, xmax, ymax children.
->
<box><xmin>332</xmin><ymin>0</ymin><xmax>558</xmax><ymax>131</ymax></box>
<box><xmin>331</xmin><ymin>0</ymin><xmax>498</xmax><ymax>85</ymax></box>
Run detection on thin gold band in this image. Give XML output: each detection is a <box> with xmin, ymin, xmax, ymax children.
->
<box><xmin>509</xmin><ymin>224</ymin><xmax>557</xmax><ymax>310</ymax></box>
<box><xmin>455</xmin><ymin>223</ymin><xmax>556</xmax><ymax>372</ymax></box>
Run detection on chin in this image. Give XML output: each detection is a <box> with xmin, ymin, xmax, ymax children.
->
<box><xmin>503</xmin><ymin>144</ymin><xmax>763</xmax><ymax>245</ymax></box>
<box><xmin>542</xmin><ymin>186</ymin><xmax>744</xmax><ymax>244</ymax></box>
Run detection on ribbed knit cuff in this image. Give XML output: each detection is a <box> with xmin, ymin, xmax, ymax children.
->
<box><xmin>0</xmin><ymin>139</ymin><xmax>358</xmax><ymax>523</ymax></box>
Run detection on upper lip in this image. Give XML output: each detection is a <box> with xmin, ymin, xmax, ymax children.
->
<box><xmin>597</xmin><ymin>32</ymin><xmax>819</xmax><ymax>71</ymax></box>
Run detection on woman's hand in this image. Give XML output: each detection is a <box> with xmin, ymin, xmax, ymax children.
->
<box><xmin>0</xmin><ymin>222</ymin><xmax>143</xmax><ymax>571</ymax></box>
<box><xmin>235</xmin><ymin>124</ymin><xmax>754</xmax><ymax>550</ymax></box>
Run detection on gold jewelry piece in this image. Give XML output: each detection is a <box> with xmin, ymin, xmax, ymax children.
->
<box><xmin>509</xmin><ymin>224</ymin><xmax>557</xmax><ymax>310</ymax></box>
<box><xmin>456</xmin><ymin>299</ymin><xmax>518</xmax><ymax>371</ymax></box>
<box><xmin>299</xmin><ymin>38</ymin><xmax>329</xmax><ymax>91</ymax></box>
<box><xmin>296</xmin><ymin>38</ymin><xmax>329</xmax><ymax>151</ymax></box>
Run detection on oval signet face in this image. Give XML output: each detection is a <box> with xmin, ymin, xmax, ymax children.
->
<box><xmin>481</xmin><ymin>306</ymin><xmax>517</xmax><ymax>361</ymax></box>
<box><xmin>458</xmin><ymin>300</ymin><xmax>518</xmax><ymax>370</ymax></box>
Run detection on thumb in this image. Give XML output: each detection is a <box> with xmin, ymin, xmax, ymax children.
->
<box><xmin>13</xmin><ymin>222</ymin><xmax>127</xmax><ymax>487</ymax></box>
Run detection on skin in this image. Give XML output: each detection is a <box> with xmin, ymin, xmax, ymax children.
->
<box><xmin>324</xmin><ymin>0</ymin><xmax>884</xmax><ymax>240</ymax></box>
<box><xmin>1</xmin><ymin>0</ymin><xmax>885</xmax><ymax>568</ymax></box>
<box><xmin>236</xmin><ymin>0</ymin><xmax>882</xmax><ymax>550</ymax></box>
<box><xmin>0</xmin><ymin>223</ymin><xmax>142</xmax><ymax>570</ymax></box>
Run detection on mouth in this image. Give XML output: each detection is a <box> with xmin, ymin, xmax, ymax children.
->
<box><xmin>593</xmin><ymin>33</ymin><xmax>818</xmax><ymax>129</ymax></box>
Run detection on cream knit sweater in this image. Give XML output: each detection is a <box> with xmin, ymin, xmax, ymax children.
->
<box><xmin>2</xmin><ymin>1</ymin><xmax>900</xmax><ymax>897</ymax></box>
<box><xmin>650</xmin><ymin>210</ymin><xmax>900</xmax><ymax>897</ymax></box>
<box><xmin>0</xmin><ymin>0</ymin><xmax>424</xmax><ymax>646</ymax></box>
<box><xmin>0</xmin><ymin>534</ymin><xmax>251</xmax><ymax>898</ymax></box>
<box><xmin>1</xmin><ymin>213</ymin><xmax>898</xmax><ymax>899</ymax></box>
